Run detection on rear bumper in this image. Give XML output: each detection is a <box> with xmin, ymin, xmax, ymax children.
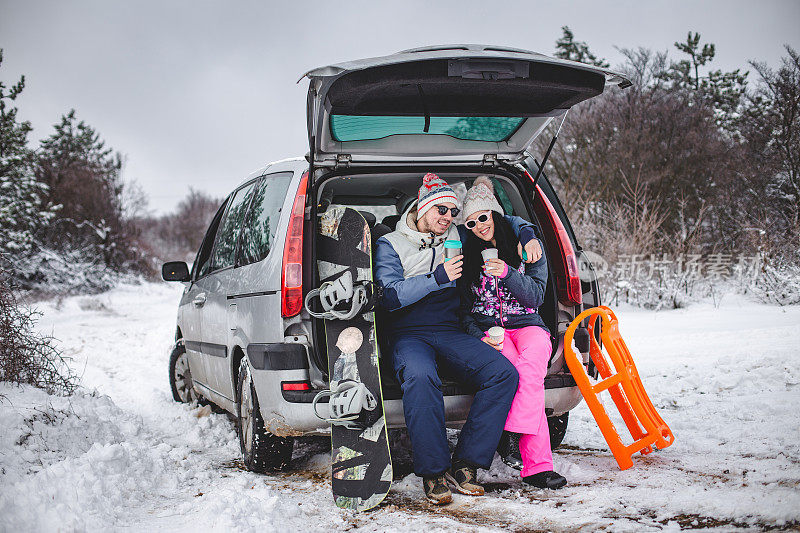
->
<box><xmin>280</xmin><ymin>372</ymin><xmax>576</xmax><ymax>402</ymax></box>
<box><xmin>253</xmin><ymin>368</ymin><xmax>581</xmax><ymax>437</ymax></box>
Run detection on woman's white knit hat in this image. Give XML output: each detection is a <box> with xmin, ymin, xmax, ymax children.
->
<box><xmin>463</xmin><ymin>176</ymin><xmax>504</xmax><ymax>220</ymax></box>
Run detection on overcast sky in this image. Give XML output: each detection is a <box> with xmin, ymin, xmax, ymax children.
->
<box><xmin>2</xmin><ymin>0</ymin><xmax>799</xmax><ymax>214</ymax></box>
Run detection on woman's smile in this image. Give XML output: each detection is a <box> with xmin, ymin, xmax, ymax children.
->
<box><xmin>467</xmin><ymin>210</ymin><xmax>495</xmax><ymax>242</ymax></box>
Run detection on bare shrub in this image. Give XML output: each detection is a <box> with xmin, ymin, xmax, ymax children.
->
<box><xmin>573</xmin><ymin>171</ymin><xmax>667</xmax><ymax>262</ymax></box>
<box><xmin>13</xmin><ymin>245</ymin><xmax>141</xmax><ymax>296</ymax></box>
<box><xmin>11</xmin><ymin>215</ymin><xmax>149</xmax><ymax>296</ymax></box>
<box><xmin>573</xmin><ymin>172</ymin><xmax>720</xmax><ymax>309</ymax></box>
<box><xmin>602</xmin><ymin>260</ymin><xmax>716</xmax><ymax>310</ymax></box>
<box><xmin>750</xmin><ymin>255</ymin><xmax>800</xmax><ymax>306</ymax></box>
<box><xmin>0</xmin><ymin>266</ymin><xmax>78</xmax><ymax>395</ymax></box>
<box><xmin>732</xmin><ymin>217</ymin><xmax>800</xmax><ymax>306</ymax></box>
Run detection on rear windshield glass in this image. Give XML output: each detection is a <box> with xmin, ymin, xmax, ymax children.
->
<box><xmin>330</xmin><ymin>115</ymin><xmax>524</xmax><ymax>142</ymax></box>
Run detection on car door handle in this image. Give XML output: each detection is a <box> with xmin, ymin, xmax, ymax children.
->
<box><xmin>193</xmin><ymin>293</ymin><xmax>207</xmax><ymax>306</ymax></box>
<box><xmin>228</xmin><ymin>303</ymin><xmax>237</xmax><ymax>331</ymax></box>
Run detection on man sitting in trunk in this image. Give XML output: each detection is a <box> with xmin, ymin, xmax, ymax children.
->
<box><xmin>374</xmin><ymin>172</ymin><xmax>540</xmax><ymax>504</ymax></box>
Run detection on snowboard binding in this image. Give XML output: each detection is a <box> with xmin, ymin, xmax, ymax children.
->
<box><xmin>305</xmin><ymin>271</ymin><xmax>376</xmax><ymax>321</ymax></box>
<box><xmin>312</xmin><ymin>379</ymin><xmax>378</xmax><ymax>430</ymax></box>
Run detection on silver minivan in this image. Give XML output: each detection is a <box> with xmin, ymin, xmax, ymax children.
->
<box><xmin>162</xmin><ymin>45</ymin><xmax>630</xmax><ymax>473</ymax></box>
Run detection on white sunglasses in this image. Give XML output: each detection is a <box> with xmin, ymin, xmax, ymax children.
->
<box><xmin>465</xmin><ymin>213</ymin><xmax>490</xmax><ymax>229</ymax></box>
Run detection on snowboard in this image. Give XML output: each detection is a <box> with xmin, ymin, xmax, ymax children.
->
<box><xmin>316</xmin><ymin>206</ymin><xmax>392</xmax><ymax>511</ymax></box>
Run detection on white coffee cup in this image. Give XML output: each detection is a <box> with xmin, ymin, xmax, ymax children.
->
<box><xmin>481</xmin><ymin>248</ymin><xmax>498</xmax><ymax>262</ymax></box>
<box><xmin>487</xmin><ymin>326</ymin><xmax>505</xmax><ymax>348</ymax></box>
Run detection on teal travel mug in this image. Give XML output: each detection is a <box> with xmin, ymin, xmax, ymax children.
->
<box><xmin>444</xmin><ymin>240</ymin><xmax>462</xmax><ymax>261</ymax></box>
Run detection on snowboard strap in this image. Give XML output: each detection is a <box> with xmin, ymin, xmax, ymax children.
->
<box><xmin>333</xmin><ymin>478</ymin><xmax>392</xmax><ymax>500</ymax></box>
<box><xmin>312</xmin><ymin>379</ymin><xmax>377</xmax><ymax>429</ymax></box>
<box><xmin>305</xmin><ymin>270</ymin><xmax>376</xmax><ymax>321</ymax></box>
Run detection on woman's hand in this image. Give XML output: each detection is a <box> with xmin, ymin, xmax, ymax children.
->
<box><xmin>484</xmin><ymin>258</ymin><xmax>507</xmax><ymax>277</ymax></box>
<box><xmin>481</xmin><ymin>336</ymin><xmax>503</xmax><ymax>351</ymax></box>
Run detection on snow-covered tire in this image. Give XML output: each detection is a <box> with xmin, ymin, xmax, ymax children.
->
<box><xmin>236</xmin><ymin>358</ymin><xmax>293</xmax><ymax>472</ymax></box>
<box><xmin>548</xmin><ymin>412</ymin><xmax>569</xmax><ymax>449</ymax></box>
<box><xmin>169</xmin><ymin>343</ymin><xmax>199</xmax><ymax>404</ymax></box>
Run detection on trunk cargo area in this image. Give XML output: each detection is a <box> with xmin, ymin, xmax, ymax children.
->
<box><xmin>305</xmin><ymin>168</ymin><xmax>561</xmax><ymax>400</ymax></box>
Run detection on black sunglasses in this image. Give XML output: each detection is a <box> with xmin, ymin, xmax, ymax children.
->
<box><xmin>465</xmin><ymin>213</ymin><xmax>491</xmax><ymax>229</ymax></box>
<box><xmin>434</xmin><ymin>204</ymin><xmax>460</xmax><ymax>217</ymax></box>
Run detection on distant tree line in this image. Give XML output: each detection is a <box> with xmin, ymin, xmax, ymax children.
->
<box><xmin>134</xmin><ymin>188</ymin><xmax>222</xmax><ymax>264</ymax></box>
<box><xmin>0</xmin><ymin>49</ymin><xmax>220</xmax><ymax>294</ymax></box>
<box><xmin>535</xmin><ymin>28</ymin><xmax>800</xmax><ymax>306</ymax></box>
<box><xmin>1</xmin><ymin>31</ymin><xmax>797</xmax><ymax>304</ymax></box>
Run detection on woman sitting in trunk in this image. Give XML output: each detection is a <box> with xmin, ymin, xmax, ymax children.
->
<box><xmin>457</xmin><ymin>176</ymin><xmax>567</xmax><ymax>489</ymax></box>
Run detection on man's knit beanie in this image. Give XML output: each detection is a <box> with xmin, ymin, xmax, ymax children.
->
<box><xmin>417</xmin><ymin>173</ymin><xmax>460</xmax><ymax>218</ymax></box>
<box><xmin>463</xmin><ymin>176</ymin><xmax>504</xmax><ymax>219</ymax></box>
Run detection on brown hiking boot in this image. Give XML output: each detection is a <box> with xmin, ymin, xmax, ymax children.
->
<box><xmin>445</xmin><ymin>460</ymin><xmax>485</xmax><ymax>496</ymax></box>
<box><xmin>423</xmin><ymin>475</ymin><xmax>452</xmax><ymax>505</ymax></box>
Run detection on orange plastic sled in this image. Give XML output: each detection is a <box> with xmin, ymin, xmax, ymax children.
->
<box><xmin>564</xmin><ymin>306</ymin><xmax>674</xmax><ymax>470</ymax></box>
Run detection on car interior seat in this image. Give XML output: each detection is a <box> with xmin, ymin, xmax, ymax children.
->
<box><xmin>372</xmin><ymin>223</ymin><xmax>392</xmax><ymax>242</ymax></box>
<box><xmin>381</xmin><ymin>214</ymin><xmax>400</xmax><ymax>231</ymax></box>
<box><xmin>358</xmin><ymin>210</ymin><xmax>376</xmax><ymax>229</ymax></box>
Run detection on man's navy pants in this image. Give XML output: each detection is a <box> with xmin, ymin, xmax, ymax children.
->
<box><xmin>390</xmin><ymin>328</ymin><xmax>519</xmax><ymax>477</ymax></box>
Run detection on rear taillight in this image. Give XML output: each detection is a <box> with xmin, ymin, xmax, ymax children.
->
<box><xmin>281</xmin><ymin>381</ymin><xmax>311</xmax><ymax>391</ymax></box>
<box><xmin>525</xmin><ymin>170</ymin><xmax>583</xmax><ymax>306</ymax></box>
<box><xmin>281</xmin><ymin>172</ymin><xmax>308</xmax><ymax>317</ymax></box>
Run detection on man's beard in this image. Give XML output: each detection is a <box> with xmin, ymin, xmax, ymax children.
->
<box><xmin>421</xmin><ymin>217</ymin><xmax>451</xmax><ymax>235</ymax></box>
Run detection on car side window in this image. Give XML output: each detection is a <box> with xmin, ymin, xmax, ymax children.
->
<box><xmin>193</xmin><ymin>198</ymin><xmax>229</xmax><ymax>280</ymax></box>
<box><xmin>210</xmin><ymin>181</ymin><xmax>257</xmax><ymax>272</ymax></box>
<box><xmin>237</xmin><ymin>172</ymin><xmax>294</xmax><ymax>266</ymax></box>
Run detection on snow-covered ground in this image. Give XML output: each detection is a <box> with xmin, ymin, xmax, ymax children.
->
<box><xmin>1</xmin><ymin>283</ymin><xmax>799</xmax><ymax>532</ymax></box>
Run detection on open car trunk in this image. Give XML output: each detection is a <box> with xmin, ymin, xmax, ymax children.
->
<box><xmin>307</xmin><ymin>167</ymin><xmax>561</xmax><ymax>399</ymax></box>
<box><xmin>299</xmin><ymin>45</ymin><xmax>629</xmax><ymax>399</ymax></box>
<box><xmin>303</xmin><ymin>44</ymin><xmax>630</xmax><ymax>167</ymax></box>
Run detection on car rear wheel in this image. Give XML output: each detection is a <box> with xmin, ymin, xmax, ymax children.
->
<box><xmin>169</xmin><ymin>343</ymin><xmax>199</xmax><ymax>404</ymax></box>
<box><xmin>548</xmin><ymin>412</ymin><xmax>569</xmax><ymax>449</ymax></box>
<box><xmin>236</xmin><ymin>358</ymin><xmax>293</xmax><ymax>472</ymax></box>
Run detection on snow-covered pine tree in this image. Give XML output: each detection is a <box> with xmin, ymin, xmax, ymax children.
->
<box><xmin>659</xmin><ymin>32</ymin><xmax>748</xmax><ymax>136</ymax></box>
<box><xmin>35</xmin><ymin>109</ymin><xmax>129</xmax><ymax>268</ymax></box>
<box><xmin>554</xmin><ymin>26</ymin><xmax>610</xmax><ymax>68</ymax></box>
<box><xmin>0</xmin><ymin>49</ymin><xmax>56</xmax><ymax>259</ymax></box>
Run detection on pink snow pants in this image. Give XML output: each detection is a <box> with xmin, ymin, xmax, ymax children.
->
<box><xmin>487</xmin><ymin>325</ymin><xmax>553</xmax><ymax>477</ymax></box>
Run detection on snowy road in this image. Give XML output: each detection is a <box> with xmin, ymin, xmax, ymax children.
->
<box><xmin>1</xmin><ymin>283</ymin><xmax>799</xmax><ymax>531</ymax></box>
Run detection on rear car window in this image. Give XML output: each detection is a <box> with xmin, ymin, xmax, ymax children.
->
<box><xmin>330</xmin><ymin>115</ymin><xmax>524</xmax><ymax>142</ymax></box>
<box><xmin>345</xmin><ymin>205</ymin><xmax>397</xmax><ymax>224</ymax></box>
<box><xmin>237</xmin><ymin>172</ymin><xmax>294</xmax><ymax>266</ymax></box>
